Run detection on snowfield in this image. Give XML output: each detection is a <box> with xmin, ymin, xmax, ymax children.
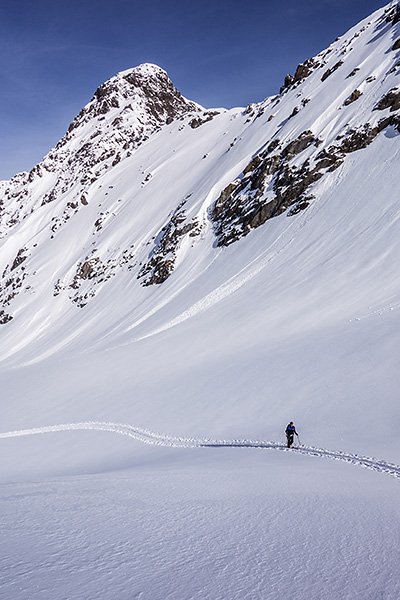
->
<box><xmin>1</xmin><ymin>2</ymin><xmax>400</xmax><ymax>598</ymax></box>
<box><xmin>1</xmin><ymin>446</ymin><xmax>400</xmax><ymax>600</ymax></box>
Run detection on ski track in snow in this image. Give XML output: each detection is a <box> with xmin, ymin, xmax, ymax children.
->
<box><xmin>1</xmin><ymin>421</ymin><xmax>400</xmax><ymax>480</ymax></box>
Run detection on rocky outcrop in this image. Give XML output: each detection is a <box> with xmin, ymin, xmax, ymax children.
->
<box><xmin>11</xmin><ymin>248</ymin><xmax>28</xmax><ymax>271</ymax></box>
<box><xmin>0</xmin><ymin>248</ymin><xmax>30</xmax><ymax>322</ymax></box>
<box><xmin>392</xmin><ymin>38</ymin><xmax>400</xmax><ymax>51</ymax></box>
<box><xmin>374</xmin><ymin>89</ymin><xmax>400</xmax><ymax>112</ymax></box>
<box><xmin>346</xmin><ymin>68</ymin><xmax>360</xmax><ymax>78</ymax></box>
<box><xmin>321</xmin><ymin>61</ymin><xmax>343</xmax><ymax>82</ymax></box>
<box><xmin>68</xmin><ymin>64</ymin><xmax>201</xmax><ymax>134</ymax></box>
<box><xmin>138</xmin><ymin>202</ymin><xmax>203</xmax><ymax>285</ymax></box>
<box><xmin>0</xmin><ymin>310</ymin><xmax>12</xmax><ymax>325</ymax></box>
<box><xmin>53</xmin><ymin>244</ymin><xmax>137</xmax><ymax>307</ymax></box>
<box><xmin>211</xmin><ymin>131</ymin><xmax>323</xmax><ymax>246</ymax></box>
<box><xmin>211</xmin><ymin>112</ymin><xmax>400</xmax><ymax>247</ymax></box>
<box><xmin>189</xmin><ymin>111</ymin><xmax>220</xmax><ymax>129</ymax></box>
<box><xmin>385</xmin><ymin>2</ymin><xmax>400</xmax><ymax>25</ymax></box>
<box><xmin>0</xmin><ymin>64</ymin><xmax>203</xmax><ymax>239</ymax></box>
<box><xmin>280</xmin><ymin>58</ymin><xmax>320</xmax><ymax>93</ymax></box>
<box><xmin>344</xmin><ymin>89</ymin><xmax>362</xmax><ymax>106</ymax></box>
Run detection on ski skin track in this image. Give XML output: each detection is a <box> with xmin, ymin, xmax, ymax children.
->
<box><xmin>1</xmin><ymin>422</ymin><xmax>400</xmax><ymax>479</ymax></box>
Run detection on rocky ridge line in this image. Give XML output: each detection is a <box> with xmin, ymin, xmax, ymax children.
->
<box><xmin>0</xmin><ymin>64</ymin><xmax>203</xmax><ymax>238</ymax></box>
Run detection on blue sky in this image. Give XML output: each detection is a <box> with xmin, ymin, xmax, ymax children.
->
<box><xmin>0</xmin><ymin>0</ymin><xmax>386</xmax><ymax>180</ymax></box>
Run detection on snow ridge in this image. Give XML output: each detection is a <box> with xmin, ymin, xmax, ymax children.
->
<box><xmin>1</xmin><ymin>422</ymin><xmax>400</xmax><ymax>479</ymax></box>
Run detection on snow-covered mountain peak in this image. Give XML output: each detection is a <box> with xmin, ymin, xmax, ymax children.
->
<box><xmin>119</xmin><ymin>62</ymin><xmax>167</xmax><ymax>77</ymax></box>
<box><xmin>65</xmin><ymin>61</ymin><xmax>202</xmax><ymax>138</ymax></box>
<box><xmin>0</xmin><ymin>61</ymin><xmax>204</xmax><ymax>241</ymax></box>
<box><xmin>116</xmin><ymin>62</ymin><xmax>178</xmax><ymax>89</ymax></box>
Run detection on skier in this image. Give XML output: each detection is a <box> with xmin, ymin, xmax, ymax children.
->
<box><xmin>285</xmin><ymin>421</ymin><xmax>299</xmax><ymax>448</ymax></box>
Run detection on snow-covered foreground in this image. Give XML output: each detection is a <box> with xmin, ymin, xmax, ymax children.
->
<box><xmin>1</xmin><ymin>442</ymin><xmax>400</xmax><ymax>600</ymax></box>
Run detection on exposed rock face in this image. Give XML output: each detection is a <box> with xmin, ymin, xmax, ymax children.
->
<box><xmin>374</xmin><ymin>89</ymin><xmax>400</xmax><ymax>112</ymax></box>
<box><xmin>211</xmin><ymin>132</ymin><xmax>323</xmax><ymax>246</ymax></box>
<box><xmin>347</xmin><ymin>68</ymin><xmax>360</xmax><ymax>78</ymax></box>
<box><xmin>11</xmin><ymin>248</ymin><xmax>28</xmax><ymax>271</ymax></box>
<box><xmin>385</xmin><ymin>2</ymin><xmax>400</xmax><ymax>24</ymax></box>
<box><xmin>75</xmin><ymin>64</ymin><xmax>201</xmax><ymax>129</ymax></box>
<box><xmin>0</xmin><ymin>248</ymin><xmax>29</xmax><ymax>322</ymax></box>
<box><xmin>344</xmin><ymin>89</ymin><xmax>362</xmax><ymax>105</ymax></box>
<box><xmin>53</xmin><ymin>245</ymin><xmax>137</xmax><ymax>307</ymax></box>
<box><xmin>280</xmin><ymin>58</ymin><xmax>320</xmax><ymax>93</ymax></box>
<box><xmin>189</xmin><ymin>111</ymin><xmax>220</xmax><ymax>129</ymax></box>
<box><xmin>207</xmin><ymin>7</ymin><xmax>400</xmax><ymax>249</ymax></box>
<box><xmin>0</xmin><ymin>64</ymin><xmax>203</xmax><ymax>237</ymax></box>
<box><xmin>0</xmin><ymin>310</ymin><xmax>12</xmax><ymax>324</ymax></box>
<box><xmin>138</xmin><ymin>201</ymin><xmax>203</xmax><ymax>285</ymax></box>
<box><xmin>211</xmin><ymin>112</ymin><xmax>400</xmax><ymax>247</ymax></box>
<box><xmin>321</xmin><ymin>61</ymin><xmax>343</xmax><ymax>82</ymax></box>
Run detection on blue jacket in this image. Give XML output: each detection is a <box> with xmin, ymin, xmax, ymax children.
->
<box><xmin>285</xmin><ymin>423</ymin><xmax>297</xmax><ymax>436</ymax></box>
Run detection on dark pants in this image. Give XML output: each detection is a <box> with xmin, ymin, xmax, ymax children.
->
<box><xmin>287</xmin><ymin>434</ymin><xmax>294</xmax><ymax>447</ymax></box>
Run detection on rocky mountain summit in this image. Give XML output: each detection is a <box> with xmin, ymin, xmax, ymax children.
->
<box><xmin>0</xmin><ymin>64</ymin><xmax>202</xmax><ymax>234</ymax></box>
<box><xmin>0</xmin><ymin>2</ymin><xmax>400</xmax><ymax>343</ymax></box>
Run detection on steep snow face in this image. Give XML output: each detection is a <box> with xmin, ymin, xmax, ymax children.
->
<box><xmin>0</xmin><ymin>2</ymin><xmax>400</xmax><ymax>460</ymax></box>
<box><xmin>212</xmin><ymin>3</ymin><xmax>400</xmax><ymax>243</ymax></box>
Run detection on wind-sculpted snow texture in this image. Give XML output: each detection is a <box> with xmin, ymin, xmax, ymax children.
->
<box><xmin>1</xmin><ymin>422</ymin><xmax>400</xmax><ymax>479</ymax></box>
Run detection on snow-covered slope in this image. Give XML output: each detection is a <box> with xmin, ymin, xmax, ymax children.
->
<box><xmin>1</xmin><ymin>3</ymin><xmax>400</xmax><ymax>599</ymax></box>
